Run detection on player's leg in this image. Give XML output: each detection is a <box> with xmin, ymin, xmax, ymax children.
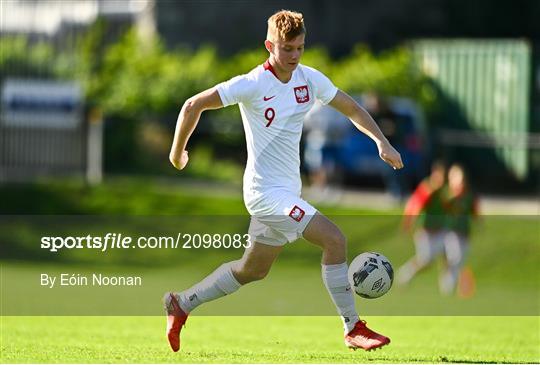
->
<box><xmin>164</xmin><ymin>241</ymin><xmax>282</xmax><ymax>351</ymax></box>
<box><xmin>396</xmin><ymin>229</ymin><xmax>437</xmax><ymax>285</ymax></box>
<box><xmin>177</xmin><ymin>241</ymin><xmax>282</xmax><ymax>310</ymax></box>
<box><xmin>231</xmin><ymin>241</ymin><xmax>284</xmax><ymax>284</ymax></box>
<box><xmin>303</xmin><ymin>212</ymin><xmax>355</xmax><ymax>327</ymax></box>
<box><xmin>303</xmin><ymin>211</ymin><xmax>346</xmax><ymax>264</ymax></box>
<box><xmin>303</xmin><ymin>212</ymin><xmax>390</xmax><ymax>351</ymax></box>
<box><xmin>440</xmin><ymin>230</ymin><xmax>469</xmax><ymax>295</ymax></box>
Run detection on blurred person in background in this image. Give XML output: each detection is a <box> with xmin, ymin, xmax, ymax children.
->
<box><xmin>166</xmin><ymin>9</ymin><xmax>403</xmax><ymax>353</ymax></box>
<box><xmin>440</xmin><ymin>163</ymin><xmax>479</xmax><ymax>296</ymax></box>
<box><xmin>397</xmin><ymin>160</ymin><xmax>447</xmax><ymax>286</ymax></box>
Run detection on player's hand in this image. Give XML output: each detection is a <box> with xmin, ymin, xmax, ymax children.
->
<box><xmin>170</xmin><ymin>150</ymin><xmax>189</xmax><ymax>170</ymax></box>
<box><xmin>377</xmin><ymin>141</ymin><xmax>404</xmax><ymax>170</ymax></box>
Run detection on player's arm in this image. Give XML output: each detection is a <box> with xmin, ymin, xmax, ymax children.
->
<box><xmin>169</xmin><ymin>88</ymin><xmax>223</xmax><ymax>170</ymax></box>
<box><xmin>329</xmin><ymin>90</ymin><xmax>404</xmax><ymax>170</ymax></box>
<box><xmin>402</xmin><ymin>182</ymin><xmax>431</xmax><ymax>232</ymax></box>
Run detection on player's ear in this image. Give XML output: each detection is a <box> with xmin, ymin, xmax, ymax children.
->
<box><xmin>264</xmin><ymin>40</ymin><xmax>274</xmax><ymax>54</ymax></box>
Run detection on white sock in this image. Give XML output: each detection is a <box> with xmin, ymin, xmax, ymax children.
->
<box><xmin>177</xmin><ymin>262</ymin><xmax>242</xmax><ymax>313</ymax></box>
<box><xmin>322</xmin><ymin>262</ymin><xmax>359</xmax><ymax>333</ymax></box>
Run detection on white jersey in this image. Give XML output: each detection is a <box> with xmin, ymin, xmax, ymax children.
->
<box><xmin>216</xmin><ymin>61</ymin><xmax>338</xmax><ymax>215</ymax></box>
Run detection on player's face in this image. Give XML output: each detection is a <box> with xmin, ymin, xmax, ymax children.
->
<box><xmin>271</xmin><ymin>34</ymin><xmax>305</xmax><ymax>72</ymax></box>
<box><xmin>449</xmin><ymin>166</ymin><xmax>465</xmax><ymax>192</ymax></box>
<box><xmin>431</xmin><ymin>167</ymin><xmax>446</xmax><ymax>188</ymax></box>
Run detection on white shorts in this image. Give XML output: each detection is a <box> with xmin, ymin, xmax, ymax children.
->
<box><xmin>248</xmin><ymin>191</ymin><xmax>317</xmax><ymax>246</ymax></box>
<box><xmin>414</xmin><ymin>229</ymin><xmax>448</xmax><ymax>265</ymax></box>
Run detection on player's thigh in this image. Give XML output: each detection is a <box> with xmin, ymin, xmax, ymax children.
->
<box><xmin>415</xmin><ymin>229</ymin><xmax>445</xmax><ymax>264</ymax></box>
<box><xmin>444</xmin><ymin>231</ymin><xmax>469</xmax><ymax>266</ymax></box>
<box><xmin>303</xmin><ymin>212</ymin><xmax>346</xmax><ymax>249</ymax></box>
<box><xmin>238</xmin><ymin>241</ymin><xmax>283</xmax><ymax>272</ymax></box>
<box><xmin>414</xmin><ymin>229</ymin><xmax>435</xmax><ymax>264</ymax></box>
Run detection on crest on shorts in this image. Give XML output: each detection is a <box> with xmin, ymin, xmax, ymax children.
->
<box><xmin>294</xmin><ymin>85</ymin><xmax>310</xmax><ymax>103</ymax></box>
<box><xmin>289</xmin><ymin>205</ymin><xmax>305</xmax><ymax>222</ymax></box>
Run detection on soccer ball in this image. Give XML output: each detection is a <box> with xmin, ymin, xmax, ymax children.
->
<box><xmin>348</xmin><ymin>252</ymin><xmax>394</xmax><ymax>299</ymax></box>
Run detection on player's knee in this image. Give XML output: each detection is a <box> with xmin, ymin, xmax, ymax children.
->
<box><xmin>415</xmin><ymin>255</ymin><xmax>431</xmax><ymax>268</ymax></box>
<box><xmin>183</xmin><ymin>98</ymin><xmax>197</xmax><ymax>115</ymax></box>
<box><xmin>327</xmin><ymin>230</ymin><xmax>347</xmax><ymax>253</ymax></box>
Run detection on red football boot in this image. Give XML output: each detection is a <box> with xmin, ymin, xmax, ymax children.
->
<box><xmin>344</xmin><ymin>320</ymin><xmax>390</xmax><ymax>351</ymax></box>
<box><xmin>163</xmin><ymin>292</ymin><xmax>189</xmax><ymax>352</ymax></box>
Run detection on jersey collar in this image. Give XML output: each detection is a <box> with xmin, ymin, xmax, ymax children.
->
<box><xmin>263</xmin><ymin>59</ymin><xmax>280</xmax><ymax>80</ymax></box>
<box><xmin>263</xmin><ymin>59</ymin><xmax>297</xmax><ymax>84</ymax></box>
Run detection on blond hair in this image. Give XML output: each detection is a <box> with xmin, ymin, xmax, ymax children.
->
<box><xmin>267</xmin><ymin>10</ymin><xmax>305</xmax><ymax>42</ymax></box>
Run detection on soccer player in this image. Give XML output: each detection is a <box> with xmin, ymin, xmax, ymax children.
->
<box><xmin>165</xmin><ymin>10</ymin><xmax>403</xmax><ymax>352</ymax></box>
<box><xmin>440</xmin><ymin>163</ymin><xmax>479</xmax><ymax>295</ymax></box>
<box><xmin>397</xmin><ymin>161</ymin><xmax>447</xmax><ymax>286</ymax></box>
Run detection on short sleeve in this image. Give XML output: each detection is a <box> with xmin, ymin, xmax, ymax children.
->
<box><xmin>216</xmin><ymin>74</ymin><xmax>253</xmax><ymax>107</ymax></box>
<box><xmin>307</xmin><ymin>68</ymin><xmax>338</xmax><ymax>105</ymax></box>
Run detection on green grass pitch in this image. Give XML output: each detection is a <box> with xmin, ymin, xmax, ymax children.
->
<box><xmin>1</xmin><ymin>316</ymin><xmax>538</xmax><ymax>363</ymax></box>
<box><xmin>1</xmin><ymin>180</ymin><xmax>539</xmax><ymax>363</ymax></box>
